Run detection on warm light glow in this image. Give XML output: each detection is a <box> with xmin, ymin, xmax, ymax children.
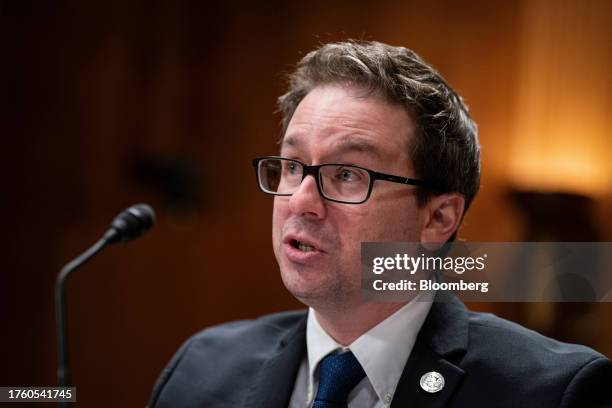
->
<box><xmin>510</xmin><ymin>152</ymin><xmax>610</xmax><ymax>196</ymax></box>
<box><xmin>508</xmin><ymin>0</ymin><xmax>612</xmax><ymax>197</ymax></box>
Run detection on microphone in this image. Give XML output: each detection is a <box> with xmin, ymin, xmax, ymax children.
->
<box><xmin>55</xmin><ymin>204</ymin><xmax>156</xmax><ymax>392</ymax></box>
<box><xmin>104</xmin><ymin>203</ymin><xmax>156</xmax><ymax>243</ymax></box>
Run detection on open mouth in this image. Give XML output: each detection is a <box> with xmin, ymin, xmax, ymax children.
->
<box><xmin>290</xmin><ymin>239</ymin><xmax>317</xmax><ymax>252</ymax></box>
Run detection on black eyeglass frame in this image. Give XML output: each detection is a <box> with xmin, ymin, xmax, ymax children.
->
<box><xmin>252</xmin><ymin>156</ymin><xmax>439</xmax><ymax>205</ymax></box>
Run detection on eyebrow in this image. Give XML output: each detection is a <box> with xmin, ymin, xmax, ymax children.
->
<box><xmin>281</xmin><ymin>135</ymin><xmax>384</xmax><ymax>160</ymax></box>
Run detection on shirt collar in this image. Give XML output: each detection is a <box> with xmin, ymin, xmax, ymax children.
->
<box><xmin>306</xmin><ymin>310</ymin><xmax>344</xmax><ymax>398</ymax></box>
<box><xmin>306</xmin><ymin>293</ymin><xmax>433</xmax><ymax>403</ymax></box>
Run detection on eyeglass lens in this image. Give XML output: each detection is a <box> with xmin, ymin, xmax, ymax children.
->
<box><xmin>257</xmin><ymin>158</ymin><xmax>370</xmax><ymax>203</ymax></box>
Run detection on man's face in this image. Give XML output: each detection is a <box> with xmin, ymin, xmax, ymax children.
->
<box><xmin>272</xmin><ymin>84</ymin><xmax>427</xmax><ymax>309</ymax></box>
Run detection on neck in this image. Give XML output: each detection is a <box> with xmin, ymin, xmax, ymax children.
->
<box><xmin>312</xmin><ymin>301</ymin><xmax>407</xmax><ymax>345</ymax></box>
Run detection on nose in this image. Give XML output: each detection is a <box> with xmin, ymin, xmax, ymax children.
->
<box><xmin>288</xmin><ymin>174</ymin><xmax>326</xmax><ymax>219</ymax></box>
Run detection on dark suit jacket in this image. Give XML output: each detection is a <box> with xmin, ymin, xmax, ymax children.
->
<box><xmin>149</xmin><ymin>292</ymin><xmax>612</xmax><ymax>407</ymax></box>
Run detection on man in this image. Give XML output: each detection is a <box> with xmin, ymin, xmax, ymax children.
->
<box><xmin>149</xmin><ymin>41</ymin><xmax>612</xmax><ymax>407</ymax></box>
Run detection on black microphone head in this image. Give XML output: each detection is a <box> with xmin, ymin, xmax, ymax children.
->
<box><xmin>105</xmin><ymin>203</ymin><xmax>156</xmax><ymax>243</ymax></box>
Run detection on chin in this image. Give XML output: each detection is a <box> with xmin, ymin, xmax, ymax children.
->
<box><xmin>280</xmin><ymin>266</ymin><xmax>355</xmax><ymax>310</ymax></box>
<box><xmin>281</xmin><ymin>266</ymin><xmax>328</xmax><ymax>300</ymax></box>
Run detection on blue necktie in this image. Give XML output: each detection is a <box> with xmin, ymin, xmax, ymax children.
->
<box><xmin>313</xmin><ymin>351</ymin><xmax>366</xmax><ymax>408</ymax></box>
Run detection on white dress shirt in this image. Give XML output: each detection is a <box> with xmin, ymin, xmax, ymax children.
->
<box><xmin>288</xmin><ymin>293</ymin><xmax>433</xmax><ymax>408</ymax></box>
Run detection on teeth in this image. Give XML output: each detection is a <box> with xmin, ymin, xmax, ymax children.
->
<box><xmin>298</xmin><ymin>242</ymin><xmax>315</xmax><ymax>252</ymax></box>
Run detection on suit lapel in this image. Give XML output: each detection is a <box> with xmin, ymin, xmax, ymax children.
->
<box><xmin>391</xmin><ymin>291</ymin><xmax>469</xmax><ymax>408</ymax></box>
<box><xmin>390</xmin><ymin>341</ymin><xmax>465</xmax><ymax>408</ymax></box>
<box><xmin>244</xmin><ymin>314</ymin><xmax>307</xmax><ymax>408</ymax></box>
<box><xmin>244</xmin><ymin>292</ymin><xmax>469</xmax><ymax>408</ymax></box>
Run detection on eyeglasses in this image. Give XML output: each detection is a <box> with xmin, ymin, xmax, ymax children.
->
<box><xmin>252</xmin><ymin>156</ymin><xmax>437</xmax><ymax>204</ymax></box>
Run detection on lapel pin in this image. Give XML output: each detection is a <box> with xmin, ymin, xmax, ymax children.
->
<box><xmin>420</xmin><ymin>371</ymin><xmax>445</xmax><ymax>393</ymax></box>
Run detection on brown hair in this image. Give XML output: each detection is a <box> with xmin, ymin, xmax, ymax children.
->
<box><xmin>277</xmin><ymin>40</ymin><xmax>480</xmax><ymax>211</ymax></box>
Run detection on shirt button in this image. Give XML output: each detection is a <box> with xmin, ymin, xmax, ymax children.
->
<box><xmin>384</xmin><ymin>394</ymin><xmax>392</xmax><ymax>404</ymax></box>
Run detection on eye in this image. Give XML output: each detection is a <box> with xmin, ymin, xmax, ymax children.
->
<box><xmin>336</xmin><ymin>167</ymin><xmax>361</xmax><ymax>182</ymax></box>
<box><xmin>285</xmin><ymin>161</ymin><xmax>300</xmax><ymax>174</ymax></box>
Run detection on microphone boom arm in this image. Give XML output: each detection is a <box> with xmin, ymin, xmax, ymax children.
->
<box><xmin>54</xmin><ymin>202</ymin><xmax>155</xmax><ymax>397</ymax></box>
<box><xmin>55</xmin><ymin>237</ymin><xmax>108</xmax><ymax>388</ymax></box>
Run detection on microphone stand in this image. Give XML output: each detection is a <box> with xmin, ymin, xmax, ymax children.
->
<box><xmin>54</xmin><ymin>204</ymin><xmax>154</xmax><ymax>406</ymax></box>
<box><xmin>55</xmin><ymin>233</ymin><xmax>116</xmax><ymax>405</ymax></box>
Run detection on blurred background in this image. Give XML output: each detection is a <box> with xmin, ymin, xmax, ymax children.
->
<box><xmin>1</xmin><ymin>0</ymin><xmax>611</xmax><ymax>406</ymax></box>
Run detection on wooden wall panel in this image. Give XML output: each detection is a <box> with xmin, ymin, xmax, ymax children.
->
<box><xmin>1</xmin><ymin>1</ymin><xmax>609</xmax><ymax>406</ymax></box>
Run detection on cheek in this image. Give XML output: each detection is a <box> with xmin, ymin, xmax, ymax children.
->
<box><xmin>328</xmin><ymin>206</ymin><xmax>369</xmax><ymax>254</ymax></box>
<box><xmin>272</xmin><ymin>198</ymin><xmax>287</xmax><ymax>243</ymax></box>
<box><xmin>377</xmin><ymin>199</ymin><xmax>422</xmax><ymax>240</ymax></box>
<box><xmin>336</xmin><ymin>197</ymin><xmax>421</xmax><ymax>244</ymax></box>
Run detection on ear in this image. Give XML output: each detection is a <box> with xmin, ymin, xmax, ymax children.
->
<box><xmin>419</xmin><ymin>193</ymin><xmax>465</xmax><ymax>244</ymax></box>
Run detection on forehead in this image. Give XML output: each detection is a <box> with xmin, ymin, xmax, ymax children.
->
<box><xmin>281</xmin><ymin>85</ymin><xmax>415</xmax><ymax>162</ymax></box>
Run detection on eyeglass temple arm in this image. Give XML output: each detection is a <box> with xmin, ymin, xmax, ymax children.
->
<box><xmin>372</xmin><ymin>171</ymin><xmax>437</xmax><ymax>190</ymax></box>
